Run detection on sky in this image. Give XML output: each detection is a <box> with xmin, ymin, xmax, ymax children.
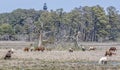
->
<box><xmin>0</xmin><ymin>0</ymin><xmax>120</xmax><ymax>13</ymax></box>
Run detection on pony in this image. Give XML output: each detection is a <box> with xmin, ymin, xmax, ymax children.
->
<box><xmin>38</xmin><ymin>47</ymin><xmax>45</xmax><ymax>52</ymax></box>
<box><xmin>35</xmin><ymin>47</ymin><xmax>45</xmax><ymax>52</ymax></box>
<box><xmin>30</xmin><ymin>47</ymin><xmax>35</xmax><ymax>51</ymax></box>
<box><xmin>105</xmin><ymin>50</ymin><xmax>116</xmax><ymax>56</ymax></box>
<box><xmin>81</xmin><ymin>46</ymin><xmax>86</xmax><ymax>51</ymax></box>
<box><xmin>4</xmin><ymin>50</ymin><xmax>14</xmax><ymax>60</ymax></box>
<box><xmin>24</xmin><ymin>47</ymin><xmax>29</xmax><ymax>52</ymax></box>
<box><xmin>69</xmin><ymin>48</ymin><xmax>73</xmax><ymax>52</ymax></box>
<box><xmin>88</xmin><ymin>46</ymin><xmax>96</xmax><ymax>51</ymax></box>
<box><xmin>9</xmin><ymin>48</ymin><xmax>14</xmax><ymax>53</ymax></box>
<box><xmin>98</xmin><ymin>57</ymin><xmax>108</xmax><ymax>64</ymax></box>
<box><xmin>109</xmin><ymin>47</ymin><xmax>117</xmax><ymax>52</ymax></box>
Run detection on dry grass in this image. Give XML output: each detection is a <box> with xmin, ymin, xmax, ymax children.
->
<box><xmin>0</xmin><ymin>41</ymin><xmax>120</xmax><ymax>70</ymax></box>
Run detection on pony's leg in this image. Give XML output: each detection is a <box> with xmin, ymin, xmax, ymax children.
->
<box><xmin>104</xmin><ymin>61</ymin><xmax>107</xmax><ymax>64</ymax></box>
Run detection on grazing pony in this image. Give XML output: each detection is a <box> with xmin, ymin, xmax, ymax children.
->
<box><xmin>4</xmin><ymin>50</ymin><xmax>14</xmax><ymax>60</ymax></box>
<box><xmin>105</xmin><ymin>50</ymin><xmax>116</xmax><ymax>56</ymax></box>
<box><xmin>81</xmin><ymin>46</ymin><xmax>86</xmax><ymax>51</ymax></box>
<box><xmin>98</xmin><ymin>57</ymin><xmax>108</xmax><ymax>64</ymax></box>
<box><xmin>35</xmin><ymin>47</ymin><xmax>45</xmax><ymax>52</ymax></box>
<box><xmin>69</xmin><ymin>48</ymin><xmax>73</xmax><ymax>52</ymax></box>
<box><xmin>109</xmin><ymin>47</ymin><xmax>117</xmax><ymax>52</ymax></box>
<box><xmin>30</xmin><ymin>47</ymin><xmax>35</xmax><ymax>51</ymax></box>
<box><xmin>24</xmin><ymin>47</ymin><xmax>29</xmax><ymax>52</ymax></box>
<box><xmin>88</xmin><ymin>47</ymin><xmax>96</xmax><ymax>51</ymax></box>
<box><xmin>9</xmin><ymin>48</ymin><xmax>14</xmax><ymax>53</ymax></box>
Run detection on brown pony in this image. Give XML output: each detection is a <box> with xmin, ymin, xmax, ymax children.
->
<box><xmin>24</xmin><ymin>47</ymin><xmax>29</xmax><ymax>52</ymax></box>
<box><xmin>105</xmin><ymin>50</ymin><xmax>116</xmax><ymax>56</ymax></box>
<box><xmin>35</xmin><ymin>47</ymin><xmax>45</xmax><ymax>52</ymax></box>
<box><xmin>109</xmin><ymin>47</ymin><xmax>117</xmax><ymax>52</ymax></box>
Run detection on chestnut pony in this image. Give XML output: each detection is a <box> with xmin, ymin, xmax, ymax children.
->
<box><xmin>109</xmin><ymin>47</ymin><xmax>117</xmax><ymax>52</ymax></box>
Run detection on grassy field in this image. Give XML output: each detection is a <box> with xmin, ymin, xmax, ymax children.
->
<box><xmin>0</xmin><ymin>41</ymin><xmax>120</xmax><ymax>70</ymax></box>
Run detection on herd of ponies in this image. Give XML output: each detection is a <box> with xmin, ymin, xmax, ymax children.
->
<box><xmin>3</xmin><ymin>45</ymin><xmax>117</xmax><ymax>65</ymax></box>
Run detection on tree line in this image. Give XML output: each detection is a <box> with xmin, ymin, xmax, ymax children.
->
<box><xmin>0</xmin><ymin>5</ymin><xmax>120</xmax><ymax>42</ymax></box>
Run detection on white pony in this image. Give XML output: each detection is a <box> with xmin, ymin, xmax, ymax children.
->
<box><xmin>81</xmin><ymin>46</ymin><xmax>86</xmax><ymax>51</ymax></box>
<box><xmin>30</xmin><ymin>47</ymin><xmax>35</xmax><ymax>51</ymax></box>
<box><xmin>10</xmin><ymin>48</ymin><xmax>14</xmax><ymax>53</ymax></box>
<box><xmin>88</xmin><ymin>46</ymin><xmax>96</xmax><ymax>51</ymax></box>
<box><xmin>98</xmin><ymin>57</ymin><xmax>108</xmax><ymax>64</ymax></box>
<box><xmin>69</xmin><ymin>48</ymin><xmax>73</xmax><ymax>52</ymax></box>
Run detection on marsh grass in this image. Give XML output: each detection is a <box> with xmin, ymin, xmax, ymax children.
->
<box><xmin>0</xmin><ymin>58</ymin><xmax>119</xmax><ymax>70</ymax></box>
<box><xmin>0</xmin><ymin>41</ymin><xmax>120</xmax><ymax>70</ymax></box>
